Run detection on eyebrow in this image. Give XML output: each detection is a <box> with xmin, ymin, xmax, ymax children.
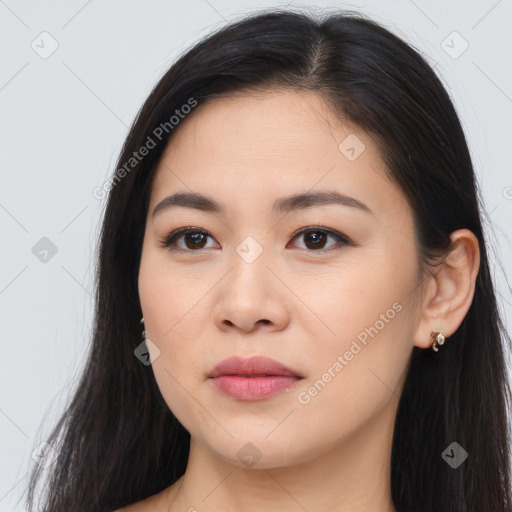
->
<box><xmin>152</xmin><ymin>190</ymin><xmax>373</xmax><ymax>218</ymax></box>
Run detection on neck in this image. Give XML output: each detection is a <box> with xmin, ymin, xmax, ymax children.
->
<box><xmin>170</xmin><ymin>396</ymin><xmax>399</xmax><ymax>512</ymax></box>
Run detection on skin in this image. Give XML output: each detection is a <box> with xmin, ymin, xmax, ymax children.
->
<box><xmin>123</xmin><ymin>89</ymin><xmax>480</xmax><ymax>512</ymax></box>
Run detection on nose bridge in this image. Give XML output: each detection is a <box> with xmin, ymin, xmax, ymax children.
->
<box><xmin>229</xmin><ymin>233</ymin><xmax>271</xmax><ymax>292</ymax></box>
<box><xmin>213</xmin><ymin>232</ymin><xmax>289</xmax><ymax>332</ymax></box>
<box><xmin>235</xmin><ymin>233</ymin><xmax>267</xmax><ymax>267</ymax></box>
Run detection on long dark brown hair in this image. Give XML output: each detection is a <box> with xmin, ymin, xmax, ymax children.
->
<box><xmin>26</xmin><ymin>9</ymin><xmax>512</xmax><ymax>512</ymax></box>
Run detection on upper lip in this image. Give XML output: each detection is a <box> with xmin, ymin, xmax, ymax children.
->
<box><xmin>208</xmin><ymin>355</ymin><xmax>303</xmax><ymax>378</ymax></box>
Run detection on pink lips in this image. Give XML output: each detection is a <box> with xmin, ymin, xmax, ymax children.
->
<box><xmin>208</xmin><ymin>355</ymin><xmax>303</xmax><ymax>401</ymax></box>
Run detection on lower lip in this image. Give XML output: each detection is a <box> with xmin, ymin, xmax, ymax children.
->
<box><xmin>209</xmin><ymin>375</ymin><xmax>301</xmax><ymax>401</ymax></box>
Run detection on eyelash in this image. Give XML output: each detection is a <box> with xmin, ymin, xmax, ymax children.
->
<box><xmin>158</xmin><ymin>226</ymin><xmax>351</xmax><ymax>254</ymax></box>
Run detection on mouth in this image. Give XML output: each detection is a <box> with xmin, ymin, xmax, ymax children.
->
<box><xmin>208</xmin><ymin>355</ymin><xmax>304</xmax><ymax>401</ymax></box>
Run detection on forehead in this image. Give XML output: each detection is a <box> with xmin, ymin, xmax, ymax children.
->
<box><xmin>166</xmin><ymin>89</ymin><xmax>350</xmax><ymax>163</ymax></box>
<box><xmin>150</xmin><ymin>89</ymin><xmax>405</xmax><ymax>218</ymax></box>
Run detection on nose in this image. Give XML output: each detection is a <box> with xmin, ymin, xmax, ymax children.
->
<box><xmin>212</xmin><ymin>246</ymin><xmax>290</xmax><ymax>334</ymax></box>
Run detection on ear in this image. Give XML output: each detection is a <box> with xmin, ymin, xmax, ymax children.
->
<box><xmin>413</xmin><ymin>229</ymin><xmax>480</xmax><ymax>349</ymax></box>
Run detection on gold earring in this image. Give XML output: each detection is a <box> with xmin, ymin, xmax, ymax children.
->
<box><xmin>431</xmin><ymin>331</ymin><xmax>446</xmax><ymax>352</ymax></box>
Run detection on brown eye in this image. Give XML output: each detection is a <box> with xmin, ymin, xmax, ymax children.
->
<box><xmin>182</xmin><ymin>232</ymin><xmax>208</xmax><ymax>249</ymax></box>
<box><xmin>160</xmin><ymin>228</ymin><xmax>218</xmax><ymax>251</ymax></box>
<box><xmin>289</xmin><ymin>227</ymin><xmax>350</xmax><ymax>252</ymax></box>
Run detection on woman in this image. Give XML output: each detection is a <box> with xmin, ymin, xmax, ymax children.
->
<box><xmin>26</xmin><ymin>9</ymin><xmax>512</xmax><ymax>512</ymax></box>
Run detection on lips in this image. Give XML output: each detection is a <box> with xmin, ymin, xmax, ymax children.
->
<box><xmin>208</xmin><ymin>355</ymin><xmax>302</xmax><ymax>379</ymax></box>
<box><xmin>208</xmin><ymin>356</ymin><xmax>304</xmax><ymax>401</ymax></box>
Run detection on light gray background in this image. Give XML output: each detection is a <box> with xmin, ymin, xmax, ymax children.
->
<box><xmin>1</xmin><ymin>1</ymin><xmax>511</xmax><ymax>510</ymax></box>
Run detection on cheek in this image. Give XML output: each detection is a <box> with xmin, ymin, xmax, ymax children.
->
<box><xmin>138</xmin><ymin>243</ymin><xmax>208</xmax><ymax>344</ymax></box>
<box><xmin>292</xmin><ymin>296</ymin><xmax>414</xmax><ymax>447</ymax></box>
<box><xmin>293</xmin><ymin>248</ymin><xmax>418</xmax><ymax>409</ymax></box>
<box><xmin>138</xmin><ymin>246</ymin><xmax>213</xmax><ymax>409</ymax></box>
<box><xmin>292</xmin><ymin>252</ymin><xmax>413</xmax><ymax>349</ymax></box>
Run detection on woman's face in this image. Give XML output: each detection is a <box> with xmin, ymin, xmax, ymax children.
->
<box><xmin>138</xmin><ymin>89</ymin><xmax>424</xmax><ymax>469</ymax></box>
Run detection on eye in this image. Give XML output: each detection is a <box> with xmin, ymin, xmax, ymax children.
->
<box><xmin>159</xmin><ymin>227</ymin><xmax>218</xmax><ymax>252</ymax></box>
<box><xmin>287</xmin><ymin>227</ymin><xmax>350</xmax><ymax>252</ymax></box>
<box><xmin>159</xmin><ymin>226</ymin><xmax>351</xmax><ymax>253</ymax></box>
